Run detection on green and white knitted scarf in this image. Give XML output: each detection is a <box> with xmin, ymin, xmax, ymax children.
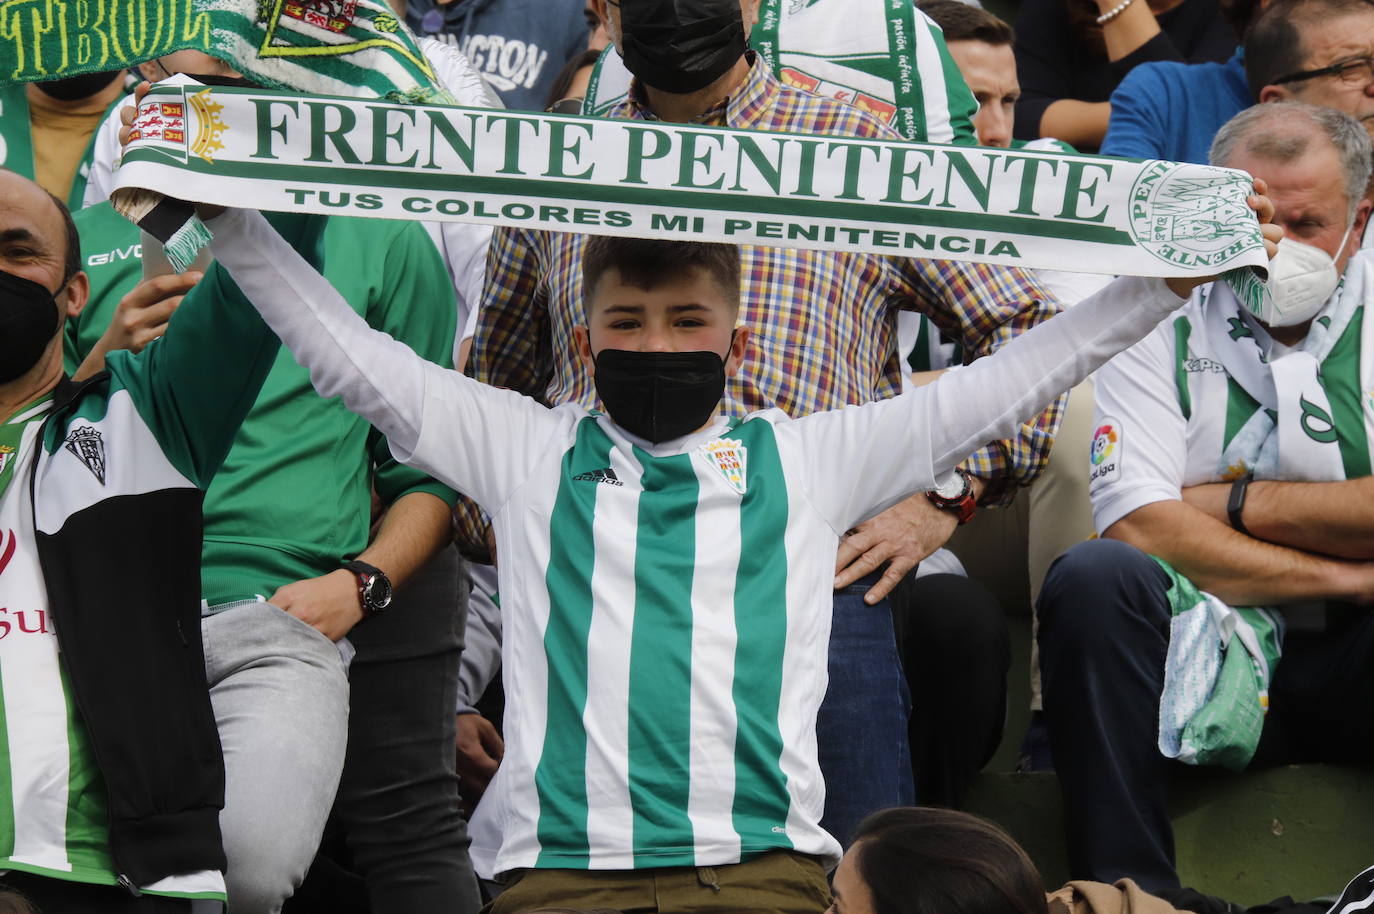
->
<box><xmin>0</xmin><ymin>0</ymin><xmax>445</xmax><ymax>102</ymax></box>
<box><xmin>1176</xmin><ymin>253</ymin><xmax>1374</xmax><ymax>483</ymax></box>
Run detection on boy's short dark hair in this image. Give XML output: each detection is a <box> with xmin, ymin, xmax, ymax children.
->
<box><xmin>916</xmin><ymin>0</ymin><xmax>1014</xmax><ymax>46</ymax></box>
<box><xmin>582</xmin><ymin>236</ymin><xmax>741</xmax><ymax>313</ymax></box>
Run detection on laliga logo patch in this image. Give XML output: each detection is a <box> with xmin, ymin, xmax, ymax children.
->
<box><xmin>700</xmin><ymin>438</ymin><xmax>748</xmax><ymax>495</ymax></box>
<box><xmin>1090</xmin><ymin>424</ymin><xmax>1117</xmax><ymax>465</ymax></box>
<box><xmin>1089</xmin><ymin>419</ymin><xmax>1121</xmax><ymax>485</ymax></box>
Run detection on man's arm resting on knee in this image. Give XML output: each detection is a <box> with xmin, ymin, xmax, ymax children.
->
<box><xmin>1180</xmin><ymin>478</ymin><xmax>1374</xmax><ymax>560</ymax></box>
<box><xmin>1105</xmin><ymin>499</ymin><xmax>1374</xmax><ymax>605</ymax></box>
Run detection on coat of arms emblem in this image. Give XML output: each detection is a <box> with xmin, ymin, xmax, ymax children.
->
<box><xmin>64</xmin><ymin>427</ymin><xmax>107</xmax><ymax>486</ymax></box>
<box><xmin>700</xmin><ymin>438</ymin><xmax>748</xmax><ymax>495</ymax></box>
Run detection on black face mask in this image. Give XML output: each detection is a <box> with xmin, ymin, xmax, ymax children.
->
<box><xmin>618</xmin><ymin>0</ymin><xmax>747</xmax><ymax>95</ymax></box>
<box><xmin>594</xmin><ymin>346</ymin><xmax>728</xmax><ymax>443</ymax></box>
<box><xmin>0</xmin><ymin>269</ymin><xmax>61</xmax><ymax>385</ymax></box>
<box><xmin>33</xmin><ymin>70</ymin><xmax>123</xmax><ymax>102</ymax></box>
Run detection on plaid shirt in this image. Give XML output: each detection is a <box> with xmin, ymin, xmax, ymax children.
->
<box><xmin>469</xmin><ymin>56</ymin><xmax>1065</xmax><ymax>510</ymax></box>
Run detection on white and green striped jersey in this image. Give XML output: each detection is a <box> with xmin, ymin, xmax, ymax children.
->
<box><xmin>209</xmin><ymin>209</ymin><xmax>1188</xmax><ymax>874</ymax></box>
<box><xmin>483</xmin><ymin>412</ymin><xmax>841</xmax><ymax>869</ymax></box>
<box><xmin>0</xmin><ymin>400</ymin><xmax>224</xmax><ymax>899</ymax></box>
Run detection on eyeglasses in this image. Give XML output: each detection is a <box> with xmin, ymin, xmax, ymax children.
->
<box><xmin>1273</xmin><ymin>55</ymin><xmax>1374</xmax><ymax>87</ymax></box>
<box><xmin>547</xmin><ymin>97</ymin><xmax>585</xmax><ymax>115</ymax></box>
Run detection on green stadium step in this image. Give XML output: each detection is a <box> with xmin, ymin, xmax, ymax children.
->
<box><xmin>964</xmin><ymin>764</ymin><xmax>1374</xmax><ymax>907</ymax></box>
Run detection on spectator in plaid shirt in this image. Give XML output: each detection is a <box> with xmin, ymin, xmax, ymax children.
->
<box><xmin>464</xmin><ymin>0</ymin><xmax>1067</xmax><ymax>846</ymax></box>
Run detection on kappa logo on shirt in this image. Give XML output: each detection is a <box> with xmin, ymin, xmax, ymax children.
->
<box><xmin>572</xmin><ymin>467</ymin><xmax>623</xmax><ymax>487</ymax></box>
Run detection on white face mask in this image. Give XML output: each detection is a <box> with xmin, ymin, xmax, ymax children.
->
<box><xmin>1252</xmin><ymin>222</ymin><xmax>1354</xmax><ymax>328</ymax></box>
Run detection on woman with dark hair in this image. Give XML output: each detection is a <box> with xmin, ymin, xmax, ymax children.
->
<box><xmin>829</xmin><ymin>808</ymin><xmax>1049</xmax><ymax>914</ymax></box>
<box><xmin>1012</xmin><ymin>0</ymin><xmax>1236</xmax><ymax>150</ymax></box>
<box><xmin>545</xmin><ymin>48</ymin><xmax>601</xmax><ymax>113</ymax></box>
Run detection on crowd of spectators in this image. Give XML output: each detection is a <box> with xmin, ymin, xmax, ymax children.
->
<box><xmin>0</xmin><ymin>0</ymin><xmax>1371</xmax><ymax>912</ymax></box>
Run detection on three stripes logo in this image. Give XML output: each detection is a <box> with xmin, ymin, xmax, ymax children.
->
<box><xmin>573</xmin><ymin>467</ymin><xmax>623</xmax><ymax>487</ymax></box>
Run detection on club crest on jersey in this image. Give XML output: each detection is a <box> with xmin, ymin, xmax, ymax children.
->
<box><xmin>0</xmin><ymin>445</ymin><xmax>13</xmax><ymax>477</ymax></box>
<box><xmin>65</xmin><ymin>426</ymin><xmax>106</xmax><ymax>485</ymax></box>
<box><xmin>700</xmin><ymin>438</ymin><xmax>747</xmax><ymax>494</ymax></box>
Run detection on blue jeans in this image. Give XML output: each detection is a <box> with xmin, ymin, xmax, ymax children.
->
<box><xmin>816</xmin><ymin>574</ymin><xmax>914</xmax><ymax>848</ymax></box>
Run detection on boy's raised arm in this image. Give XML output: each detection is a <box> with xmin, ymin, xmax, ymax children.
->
<box><xmin>792</xmin><ymin>274</ymin><xmax>1192</xmax><ymax>532</ymax></box>
<box><xmin>204</xmin><ymin>208</ymin><xmax>566</xmax><ymax>510</ymax></box>
<box><xmin>794</xmin><ymin>189</ymin><xmax>1277</xmax><ymax>532</ymax></box>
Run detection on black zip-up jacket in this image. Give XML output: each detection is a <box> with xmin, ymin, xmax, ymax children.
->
<box><xmin>19</xmin><ymin>212</ymin><xmax>319</xmax><ymax>889</ymax></box>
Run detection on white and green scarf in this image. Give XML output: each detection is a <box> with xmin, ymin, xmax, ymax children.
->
<box><xmin>1177</xmin><ymin>252</ymin><xmax>1374</xmax><ymax>484</ymax></box>
<box><xmin>111</xmin><ymin>80</ymin><xmax>1271</xmax><ymax>278</ymax></box>
<box><xmin>1157</xmin><ymin>558</ymin><xmax>1283</xmax><ymax>772</ymax></box>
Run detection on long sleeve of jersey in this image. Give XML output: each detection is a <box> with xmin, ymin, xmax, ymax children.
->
<box><xmin>206</xmin><ymin>209</ymin><xmax>569</xmax><ymax>513</ymax></box>
<box><xmin>789</xmin><ymin>275</ymin><xmax>1186</xmax><ymax>532</ymax></box>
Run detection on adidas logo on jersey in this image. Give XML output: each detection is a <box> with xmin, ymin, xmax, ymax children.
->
<box><xmin>572</xmin><ymin>467</ymin><xmax>623</xmax><ymax>486</ymax></box>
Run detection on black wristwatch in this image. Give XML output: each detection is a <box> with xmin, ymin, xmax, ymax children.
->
<box><xmin>1227</xmin><ymin>473</ymin><xmax>1254</xmax><ymax>537</ymax></box>
<box><xmin>344</xmin><ymin>560</ymin><xmax>394</xmax><ymax>619</ymax></box>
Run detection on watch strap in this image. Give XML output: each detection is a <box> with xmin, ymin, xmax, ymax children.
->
<box><xmin>343</xmin><ymin>560</ymin><xmax>389</xmax><ymax>618</ymax></box>
<box><xmin>344</xmin><ymin>559</ymin><xmax>384</xmax><ymax>580</ymax></box>
<box><xmin>1227</xmin><ymin>474</ymin><xmax>1253</xmax><ymax>537</ymax></box>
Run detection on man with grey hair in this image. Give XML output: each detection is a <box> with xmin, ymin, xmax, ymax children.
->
<box><xmin>1037</xmin><ymin>101</ymin><xmax>1374</xmax><ymax>906</ymax></box>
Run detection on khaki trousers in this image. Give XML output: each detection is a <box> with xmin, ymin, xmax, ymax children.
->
<box><xmin>485</xmin><ymin>850</ymin><xmax>832</xmax><ymax>914</ymax></box>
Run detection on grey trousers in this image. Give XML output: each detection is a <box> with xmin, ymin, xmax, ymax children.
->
<box><xmin>203</xmin><ymin>601</ymin><xmax>350</xmax><ymax>914</ymax></box>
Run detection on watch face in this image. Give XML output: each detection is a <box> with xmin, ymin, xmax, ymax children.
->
<box><xmin>364</xmin><ymin>574</ymin><xmax>394</xmax><ymax>611</ymax></box>
<box><xmin>933</xmin><ymin>478</ymin><xmax>962</xmax><ymax>500</ymax></box>
<box><xmin>932</xmin><ymin>472</ymin><xmax>969</xmax><ymax>501</ymax></box>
